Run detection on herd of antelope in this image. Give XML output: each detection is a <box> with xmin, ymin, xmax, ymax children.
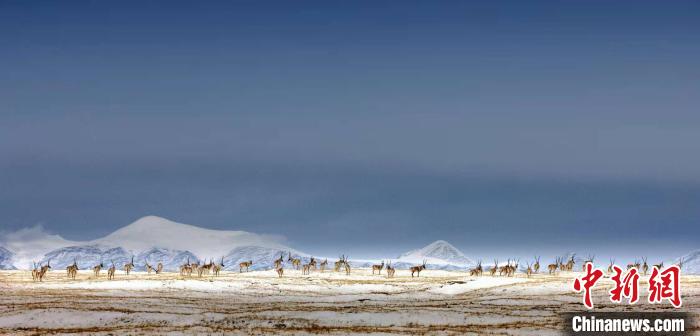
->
<box><xmin>28</xmin><ymin>252</ymin><xmax>686</xmax><ymax>282</ymax></box>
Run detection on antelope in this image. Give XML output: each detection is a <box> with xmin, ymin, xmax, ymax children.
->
<box><xmin>565</xmin><ymin>254</ymin><xmax>575</xmax><ymax>272</ymax></box>
<box><xmin>180</xmin><ymin>258</ymin><xmax>193</xmax><ymax>276</ymax></box>
<box><xmin>275</xmin><ymin>263</ymin><xmax>284</xmax><ymax>278</ymax></box>
<box><xmin>273</xmin><ymin>253</ymin><xmax>284</xmax><ymax>269</ymax></box>
<box><xmin>124</xmin><ymin>256</ymin><xmax>134</xmax><ymax>275</ymax></box>
<box><xmin>410</xmin><ymin>259</ymin><xmax>427</xmax><ymax>278</ymax></box>
<box><xmin>490</xmin><ymin>260</ymin><xmax>498</xmax><ymax>276</ymax></box>
<box><xmin>372</xmin><ymin>261</ymin><xmax>384</xmax><ymax>275</ymax></box>
<box><xmin>93</xmin><ymin>260</ymin><xmax>104</xmax><ymax>277</ymax></box>
<box><xmin>198</xmin><ymin>259</ymin><xmax>214</xmax><ymax>277</ymax></box>
<box><xmin>239</xmin><ymin>260</ymin><xmax>253</xmax><ymax>273</ymax></box>
<box><xmin>386</xmin><ymin>261</ymin><xmax>396</xmax><ymax>278</ymax></box>
<box><xmin>533</xmin><ymin>256</ymin><xmax>540</xmax><ymax>274</ymax></box>
<box><xmin>499</xmin><ymin>259</ymin><xmax>511</xmax><ymax>276</ymax></box>
<box><xmin>320</xmin><ymin>259</ymin><xmax>328</xmax><ymax>272</ymax></box>
<box><xmin>548</xmin><ymin>257</ymin><xmax>559</xmax><ymax>275</ymax></box>
<box><xmin>510</xmin><ymin>259</ymin><xmax>520</xmax><ymax>276</ymax></box>
<box><xmin>309</xmin><ymin>256</ymin><xmax>317</xmax><ymax>270</ymax></box>
<box><xmin>107</xmin><ymin>261</ymin><xmax>116</xmax><ymax>280</ymax></box>
<box><xmin>302</xmin><ymin>262</ymin><xmax>312</xmax><ymax>275</ymax></box>
<box><xmin>156</xmin><ymin>262</ymin><xmax>163</xmax><ymax>274</ymax></box>
<box><xmin>653</xmin><ymin>261</ymin><xmax>664</xmax><ymax>270</ymax></box>
<box><xmin>525</xmin><ymin>262</ymin><xmax>533</xmax><ymax>277</ymax></box>
<box><xmin>641</xmin><ymin>257</ymin><xmax>649</xmax><ymax>275</ymax></box>
<box><xmin>145</xmin><ymin>261</ymin><xmax>155</xmax><ymax>274</ymax></box>
<box><xmin>335</xmin><ymin>255</ymin><xmax>351</xmax><ymax>275</ymax></box>
<box><xmin>608</xmin><ymin>258</ymin><xmax>615</xmax><ymax>274</ymax></box>
<box><xmin>469</xmin><ymin>260</ymin><xmax>482</xmax><ymax>276</ymax></box>
<box><xmin>37</xmin><ymin>260</ymin><xmax>51</xmax><ymax>282</ymax></box>
<box><xmin>334</xmin><ymin>255</ymin><xmax>347</xmax><ymax>272</ymax></box>
<box><xmin>66</xmin><ymin>259</ymin><xmax>78</xmax><ymax>280</ymax></box>
<box><xmin>627</xmin><ymin>259</ymin><xmax>639</xmax><ymax>270</ymax></box>
<box><xmin>212</xmin><ymin>257</ymin><xmax>224</xmax><ymax>276</ymax></box>
<box><xmin>31</xmin><ymin>262</ymin><xmax>39</xmax><ymax>282</ymax></box>
<box><xmin>287</xmin><ymin>252</ymin><xmax>301</xmax><ymax>270</ymax></box>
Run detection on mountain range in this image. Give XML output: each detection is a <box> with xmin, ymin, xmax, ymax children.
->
<box><xmin>0</xmin><ymin>216</ymin><xmax>472</xmax><ymax>271</ymax></box>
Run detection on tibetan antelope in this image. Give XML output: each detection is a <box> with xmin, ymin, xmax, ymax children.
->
<box><xmin>275</xmin><ymin>263</ymin><xmax>284</xmax><ymax>278</ymax></box>
<box><xmin>31</xmin><ymin>262</ymin><xmax>39</xmax><ymax>282</ymax></box>
<box><xmin>642</xmin><ymin>257</ymin><xmax>649</xmax><ymax>275</ymax></box>
<box><xmin>320</xmin><ymin>259</ymin><xmax>328</xmax><ymax>272</ymax></box>
<box><xmin>372</xmin><ymin>260</ymin><xmax>384</xmax><ymax>275</ymax></box>
<box><xmin>489</xmin><ymin>260</ymin><xmax>498</xmax><ymax>276</ymax></box>
<box><xmin>469</xmin><ymin>260</ymin><xmax>483</xmax><ymax>276</ymax></box>
<box><xmin>334</xmin><ymin>255</ymin><xmax>347</xmax><ymax>272</ymax></box>
<box><xmin>145</xmin><ymin>261</ymin><xmax>155</xmax><ymax>274</ymax></box>
<box><xmin>309</xmin><ymin>257</ymin><xmax>317</xmax><ymax>270</ymax></box>
<box><xmin>499</xmin><ymin>259</ymin><xmax>511</xmax><ymax>276</ymax></box>
<box><xmin>386</xmin><ymin>261</ymin><xmax>396</xmax><ymax>278</ymax></box>
<box><xmin>654</xmin><ymin>261</ymin><xmax>665</xmax><ymax>270</ymax></box>
<box><xmin>239</xmin><ymin>260</ymin><xmax>253</xmax><ymax>273</ymax></box>
<box><xmin>180</xmin><ymin>258</ymin><xmax>193</xmax><ymax>276</ymax></box>
<box><xmin>565</xmin><ymin>254</ymin><xmax>575</xmax><ymax>272</ymax></box>
<box><xmin>107</xmin><ymin>261</ymin><xmax>116</xmax><ymax>280</ymax></box>
<box><xmin>627</xmin><ymin>259</ymin><xmax>640</xmax><ymax>271</ymax></box>
<box><xmin>273</xmin><ymin>253</ymin><xmax>284</xmax><ymax>269</ymax></box>
<box><xmin>608</xmin><ymin>258</ymin><xmax>615</xmax><ymax>274</ymax></box>
<box><xmin>287</xmin><ymin>252</ymin><xmax>301</xmax><ymax>270</ymax></box>
<box><xmin>302</xmin><ymin>262</ymin><xmax>312</xmax><ymax>275</ymax></box>
<box><xmin>156</xmin><ymin>262</ymin><xmax>163</xmax><ymax>274</ymax></box>
<box><xmin>410</xmin><ymin>259</ymin><xmax>427</xmax><ymax>278</ymax></box>
<box><xmin>93</xmin><ymin>260</ymin><xmax>104</xmax><ymax>277</ymax></box>
<box><xmin>198</xmin><ymin>259</ymin><xmax>214</xmax><ymax>277</ymax></box>
<box><xmin>124</xmin><ymin>256</ymin><xmax>134</xmax><ymax>275</ymax></box>
<box><xmin>525</xmin><ymin>261</ymin><xmax>533</xmax><ymax>277</ymax></box>
<box><xmin>37</xmin><ymin>260</ymin><xmax>51</xmax><ymax>282</ymax></box>
<box><xmin>533</xmin><ymin>256</ymin><xmax>540</xmax><ymax>274</ymax></box>
<box><xmin>548</xmin><ymin>257</ymin><xmax>559</xmax><ymax>275</ymax></box>
<box><xmin>335</xmin><ymin>255</ymin><xmax>351</xmax><ymax>275</ymax></box>
<box><xmin>66</xmin><ymin>259</ymin><xmax>78</xmax><ymax>280</ymax></box>
<box><xmin>213</xmin><ymin>257</ymin><xmax>224</xmax><ymax>276</ymax></box>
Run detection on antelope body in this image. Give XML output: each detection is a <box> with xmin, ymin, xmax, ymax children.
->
<box><xmin>239</xmin><ymin>260</ymin><xmax>253</xmax><ymax>273</ymax></box>
<box><xmin>410</xmin><ymin>259</ymin><xmax>427</xmax><ymax>278</ymax></box>
<box><xmin>372</xmin><ymin>261</ymin><xmax>384</xmax><ymax>275</ymax></box>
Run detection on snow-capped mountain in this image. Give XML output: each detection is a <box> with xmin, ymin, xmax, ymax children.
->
<box><xmin>676</xmin><ymin>250</ymin><xmax>700</xmax><ymax>274</ymax></box>
<box><xmin>0</xmin><ymin>247</ymin><xmax>16</xmax><ymax>270</ymax></box>
<box><xmin>39</xmin><ymin>245</ymin><xmax>132</xmax><ymax>270</ymax></box>
<box><xmin>94</xmin><ymin>216</ymin><xmax>289</xmax><ymax>258</ymax></box>
<box><xmin>394</xmin><ymin>240</ymin><xmax>474</xmax><ymax>270</ymax></box>
<box><xmin>3</xmin><ymin>216</ymin><xmax>299</xmax><ymax>270</ymax></box>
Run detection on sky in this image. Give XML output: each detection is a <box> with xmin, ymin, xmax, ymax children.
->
<box><xmin>1</xmin><ymin>1</ymin><xmax>699</xmax><ymax>259</ymax></box>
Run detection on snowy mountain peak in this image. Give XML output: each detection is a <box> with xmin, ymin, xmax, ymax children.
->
<box><xmin>112</xmin><ymin>215</ymin><xmax>195</xmax><ymax>234</ymax></box>
<box><xmin>398</xmin><ymin>240</ymin><xmax>474</xmax><ymax>267</ymax></box>
<box><xmin>676</xmin><ymin>250</ymin><xmax>700</xmax><ymax>274</ymax></box>
<box><xmin>95</xmin><ymin>215</ymin><xmax>287</xmax><ymax>259</ymax></box>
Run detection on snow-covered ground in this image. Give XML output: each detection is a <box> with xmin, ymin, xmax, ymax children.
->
<box><xmin>1</xmin><ymin>268</ymin><xmax>699</xmax><ymax>335</ymax></box>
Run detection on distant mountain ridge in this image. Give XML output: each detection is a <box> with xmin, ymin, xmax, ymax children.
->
<box><xmin>3</xmin><ymin>216</ymin><xmax>473</xmax><ymax>271</ymax></box>
<box><xmin>396</xmin><ymin>240</ymin><xmax>474</xmax><ymax>268</ymax></box>
<box><xmin>0</xmin><ymin>247</ymin><xmax>16</xmax><ymax>270</ymax></box>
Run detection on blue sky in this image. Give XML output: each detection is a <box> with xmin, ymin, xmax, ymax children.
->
<box><xmin>1</xmin><ymin>1</ymin><xmax>699</xmax><ymax>258</ymax></box>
